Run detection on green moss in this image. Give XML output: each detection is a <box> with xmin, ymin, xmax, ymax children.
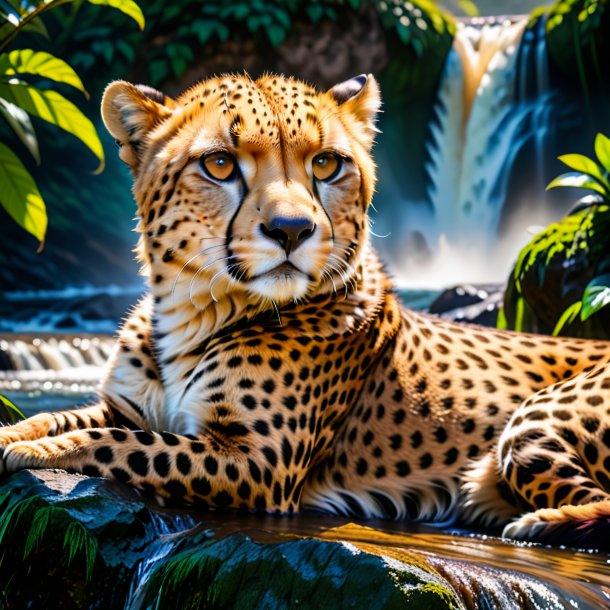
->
<box><xmin>140</xmin><ymin>534</ymin><xmax>458</xmax><ymax>609</ymax></box>
<box><xmin>0</xmin><ymin>471</ymin><xmax>459</xmax><ymax>609</ymax></box>
<box><xmin>544</xmin><ymin>0</ymin><xmax>609</xmax><ymax>105</ymax></box>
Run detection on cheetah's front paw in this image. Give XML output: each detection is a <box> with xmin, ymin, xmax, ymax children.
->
<box><xmin>0</xmin><ymin>427</ymin><xmax>36</xmax><ymax>475</ymax></box>
<box><xmin>2</xmin><ymin>438</ymin><xmax>71</xmax><ymax>474</ymax></box>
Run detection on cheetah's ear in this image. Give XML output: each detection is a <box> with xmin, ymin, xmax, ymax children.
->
<box><xmin>101</xmin><ymin>81</ymin><xmax>175</xmax><ymax>169</ymax></box>
<box><xmin>329</xmin><ymin>74</ymin><xmax>381</xmax><ymax>149</ymax></box>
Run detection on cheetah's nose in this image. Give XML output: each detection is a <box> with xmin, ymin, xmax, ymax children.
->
<box><xmin>260</xmin><ymin>216</ymin><xmax>316</xmax><ymax>256</ymax></box>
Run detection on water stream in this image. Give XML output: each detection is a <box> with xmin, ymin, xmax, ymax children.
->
<box><xmin>121</xmin><ymin>511</ymin><xmax>610</xmax><ymax>609</ymax></box>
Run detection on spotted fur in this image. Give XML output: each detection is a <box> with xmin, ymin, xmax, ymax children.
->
<box><xmin>1</xmin><ymin>73</ymin><xmax>609</xmax><ymax>543</ymax></box>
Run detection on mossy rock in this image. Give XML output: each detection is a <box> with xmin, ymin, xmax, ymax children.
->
<box><xmin>0</xmin><ymin>470</ymin><xmax>459</xmax><ymax>609</ymax></box>
<box><xmin>501</xmin><ymin>200</ymin><xmax>610</xmax><ymax>337</ymax></box>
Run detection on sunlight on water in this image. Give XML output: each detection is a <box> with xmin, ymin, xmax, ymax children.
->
<box><xmin>394</xmin><ymin>231</ymin><xmax>532</xmax><ymax>288</ymax></box>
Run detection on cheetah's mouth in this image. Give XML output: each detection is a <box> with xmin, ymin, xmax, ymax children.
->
<box><xmin>250</xmin><ymin>261</ymin><xmax>307</xmax><ymax>280</ymax></box>
<box><xmin>246</xmin><ymin>259</ymin><xmax>315</xmax><ymax>302</ymax></box>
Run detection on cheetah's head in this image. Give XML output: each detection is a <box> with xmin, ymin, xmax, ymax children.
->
<box><xmin>102</xmin><ymin>73</ymin><xmax>380</xmax><ymax>312</ymax></box>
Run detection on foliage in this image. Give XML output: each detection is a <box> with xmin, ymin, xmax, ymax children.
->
<box><xmin>544</xmin><ymin>0</ymin><xmax>609</xmax><ymax>108</ymax></box>
<box><xmin>0</xmin><ymin>393</ymin><xmax>24</xmax><ymax>424</ymax></box>
<box><xmin>0</xmin><ymin>0</ymin><xmax>144</xmax><ymax>248</ymax></box>
<box><xmin>500</xmin><ymin>134</ymin><xmax>610</xmax><ymax>338</ymax></box>
<box><xmin>49</xmin><ymin>0</ymin><xmax>456</xmax><ymax>89</ymax></box>
<box><xmin>376</xmin><ymin>1</ymin><xmax>454</xmax><ymax>52</ymax></box>
<box><xmin>0</xmin><ymin>492</ymin><xmax>98</xmax><ymax>587</ymax></box>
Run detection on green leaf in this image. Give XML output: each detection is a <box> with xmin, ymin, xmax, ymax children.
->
<box><xmin>0</xmin><ymin>49</ymin><xmax>88</xmax><ymax>98</ymax></box>
<box><xmin>514</xmin><ymin>296</ymin><xmax>525</xmax><ymax>332</ymax></box>
<box><xmin>552</xmin><ymin>301</ymin><xmax>582</xmax><ymax>336</ymax></box>
<box><xmin>0</xmin><ymin>96</ymin><xmax>39</xmax><ymax>163</ymax></box>
<box><xmin>63</xmin><ymin>521</ymin><xmax>98</xmax><ymax>583</ymax></box>
<box><xmin>215</xmin><ymin>22</ymin><xmax>229</xmax><ymax>42</ymax></box>
<box><xmin>272</xmin><ymin>8</ymin><xmax>291</xmax><ymax>30</ymax></box>
<box><xmin>546</xmin><ymin>171</ymin><xmax>608</xmax><ymax>195</ymax></box>
<box><xmin>457</xmin><ymin>0</ymin><xmax>479</xmax><ymax>17</ymax></box>
<box><xmin>594</xmin><ymin>133</ymin><xmax>610</xmax><ymax>173</ymax></box>
<box><xmin>306</xmin><ymin>4</ymin><xmax>323</xmax><ymax>22</ymax></box>
<box><xmin>0</xmin><ymin>82</ymin><xmax>104</xmax><ymax>171</ymax></box>
<box><xmin>266</xmin><ymin>24</ymin><xmax>286</xmax><ymax>47</ymax></box>
<box><xmin>581</xmin><ymin>274</ymin><xmax>610</xmax><ymax>321</ymax></box>
<box><xmin>396</xmin><ymin>23</ymin><xmax>411</xmax><ymax>45</ymax></box>
<box><xmin>148</xmin><ymin>58</ymin><xmax>169</xmax><ymax>86</ymax></box>
<box><xmin>0</xmin><ymin>141</ymin><xmax>46</xmax><ymax>243</ymax></box>
<box><xmin>20</xmin><ymin>15</ymin><xmax>49</xmax><ymax>39</ymax></box>
<box><xmin>85</xmin><ymin>0</ymin><xmax>144</xmax><ymax>30</ymax></box>
<box><xmin>557</xmin><ymin>153</ymin><xmax>610</xmax><ymax>189</ymax></box>
<box><xmin>496</xmin><ymin>306</ymin><xmax>507</xmax><ymax>330</ymax></box>
<box><xmin>116</xmin><ymin>39</ymin><xmax>135</xmax><ymax>62</ymax></box>
<box><xmin>23</xmin><ymin>506</ymin><xmax>60</xmax><ymax>558</ymax></box>
<box><xmin>0</xmin><ymin>393</ymin><xmax>25</xmax><ymax>425</ymax></box>
<box><xmin>0</xmin><ymin>22</ymin><xmax>17</xmax><ymax>47</ymax></box>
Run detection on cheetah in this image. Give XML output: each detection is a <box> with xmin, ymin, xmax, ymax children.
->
<box><xmin>1</xmin><ymin>73</ymin><xmax>609</xmax><ymax>545</ymax></box>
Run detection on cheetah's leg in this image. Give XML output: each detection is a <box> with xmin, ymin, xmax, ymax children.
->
<box><xmin>460</xmin><ymin>452</ymin><xmax>521</xmax><ymax>527</ymax></box>
<box><xmin>498</xmin><ymin>366</ymin><xmax>610</xmax><ymax>543</ymax></box>
<box><xmin>1</xmin><ymin>427</ymin><xmax>302</xmax><ymax>511</ymax></box>
<box><xmin>0</xmin><ymin>403</ymin><xmax>112</xmax><ymax>449</ymax></box>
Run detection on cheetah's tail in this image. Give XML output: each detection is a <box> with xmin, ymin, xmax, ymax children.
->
<box><xmin>503</xmin><ymin>500</ymin><xmax>610</xmax><ymax>550</ymax></box>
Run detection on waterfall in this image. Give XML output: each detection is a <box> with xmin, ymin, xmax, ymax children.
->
<box><xmin>0</xmin><ymin>336</ymin><xmax>114</xmax><ymax>372</ymax></box>
<box><xmin>124</xmin><ymin>513</ymin><xmax>198</xmax><ymax>610</ymax></box>
<box><xmin>397</xmin><ymin>16</ymin><xmax>567</xmax><ymax>288</ymax></box>
<box><xmin>428</xmin><ymin>17</ymin><xmax>530</xmax><ymax>241</ymax></box>
<box><xmin>0</xmin><ymin>336</ymin><xmax>115</xmax><ymax>409</ymax></box>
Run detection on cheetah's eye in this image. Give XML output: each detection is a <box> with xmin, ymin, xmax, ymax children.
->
<box><xmin>201</xmin><ymin>152</ymin><xmax>237</xmax><ymax>181</ymax></box>
<box><xmin>312</xmin><ymin>152</ymin><xmax>342</xmax><ymax>182</ymax></box>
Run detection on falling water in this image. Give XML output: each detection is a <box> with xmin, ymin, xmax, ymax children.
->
<box><xmin>398</xmin><ymin>16</ymin><xmax>566</xmax><ymax>288</ymax></box>
<box><xmin>124</xmin><ymin>513</ymin><xmax>198</xmax><ymax>610</ymax></box>
<box><xmin>0</xmin><ymin>335</ymin><xmax>114</xmax><ymax>414</ymax></box>
<box><xmin>0</xmin><ymin>335</ymin><xmax>114</xmax><ymax>372</ymax></box>
<box><xmin>427</xmin><ymin>16</ymin><xmax>536</xmax><ymax>240</ymax></box>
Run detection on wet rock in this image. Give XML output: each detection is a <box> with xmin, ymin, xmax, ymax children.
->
<box><xmin>0</xmin><ymin>470</ymin><xmax>458</xmax><ymax>610</ymax></box>
<box><xmin>0</xmin><ymin>470</ymin><xmax>607</xmax><ymax>608</ymax></box>
<box><xmin>428</xmin><ymin>284</ymin><xmax>504</xmax><ymax>326</ymax></box>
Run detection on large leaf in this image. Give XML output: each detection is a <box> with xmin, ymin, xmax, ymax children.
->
<box><xmin>581</xmin><ymin>274</ymin><xmax>610</xmax><ymax>321</ymax></box>
<box><xmin>552</xmin><ymin>301</ymin><xmax>582</xmax><ymax>336</ymax></box>
<box><xmin>0</xmin><ymin>96</ymin><xmax>39</xmax><ymax>163</ymax></box>
<box><xmin>0</xmin><ymin>82</ymin><xmax>103</xmax><ymax>170</ymax></box>
<box><xmin>558</xmin><ymin>154</ymin><xmax>610</xmax><ymax>189</ymax></box>
<box><xmin>0</xmin><ymin>141</ymin><xmax>46</xmax><ymax>243</ymax></box>
<box><xmin>0</xmin><ymin>49</ymin><xmax>88</xmax><ymax>97</ymax></box>
<box><xmin>546</xmin><ymin>171</ymin><xmax>608</xmax><ymax>196</ymax></box>
<box><xmin>0</xmin><ymin>394</ymin><xmax>25</xmax><ymax>425</ymax></box>
<box><xmin>85</xmin><ymin>0</ymin><xmax>144</xmax><ymax>30</ymax></box>
<box><xmin>594</xmin><ymin>133</ymin><xmax>610</xmax><ymax>174</ymax></box>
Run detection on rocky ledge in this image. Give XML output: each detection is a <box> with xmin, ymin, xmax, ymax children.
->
<box><xmin>0</xmin><ymin>470</ymin><xmax>608</xmax><ymax>609</ymax></box>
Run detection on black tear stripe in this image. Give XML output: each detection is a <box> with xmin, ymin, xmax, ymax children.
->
<box><xmin>312</xmin><ymin>181</ymin><xmax>335</xmax><ymax>243</ymax></box>
<box><xmin>224</xmin><ymin>177</ymin><xmax>250</xmax><ymax>280</ymax></box>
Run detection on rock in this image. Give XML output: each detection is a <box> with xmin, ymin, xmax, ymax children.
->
<box><xmin>0</xmin><ymin>470</ymin><xmax>607</xmax><ymax>608</ymax></box>
<box><xmin>428</xmin><ymin>284</ymin><xmax>504</xmax><ymax>326</ymax></box>
<box><xmin>0</xmin><ymin>470</ymin><xmax>458</xmax><ymax>609</ymax></box>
